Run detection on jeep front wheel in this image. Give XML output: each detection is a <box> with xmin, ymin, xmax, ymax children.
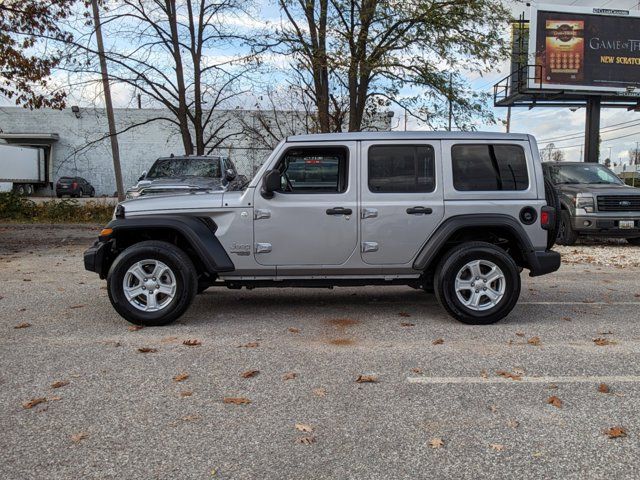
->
<box><xmin>107</xmin><ymin>240</ymin><xmax>198</xmax><ymax>326</ymax></box>
<box><xmin>434</xmin><ymin>242</ymin><xmax>521</xmax><ymax>325</ymax></box>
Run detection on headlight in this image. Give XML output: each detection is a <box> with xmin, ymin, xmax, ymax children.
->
<box><xmin>575</xmin><ymin>194</ymin><xmax>594</xmax><ymax>213</ymax></box>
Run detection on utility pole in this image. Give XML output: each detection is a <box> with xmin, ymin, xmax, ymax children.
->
<box><xmin>91</xmin><ymin>0</ymin><xmax>125</xmax><ymax>201</ymax></box>
<box><xmin>447</xmin><ymin>73</ymin><xmax>453</xmax><ymax>131</ymax></box>
<box><xmin>506</xmin><ymin>107</ymin><xmax>511</xmax><ymax>133</ymax></box>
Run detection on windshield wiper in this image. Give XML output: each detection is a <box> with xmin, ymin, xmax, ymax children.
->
<box><xmin>557</xmin><ymin>181</ymin><xmax>579</xmax><ymax>184</ymax></box>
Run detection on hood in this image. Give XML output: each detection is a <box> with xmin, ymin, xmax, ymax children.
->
<box><xmin>557</xmin><ymin>183</ymin><xmax>640</xmax><ymax>196</ymax></box>
<box><xmin>120</xmin><ymin>191</ymin><xmax>224</xmax><ymax>215</ymax></box>
<box><xmin>128</xmin><ymin>176</ymin><xmax>225</xmax><ymax>196</ymax></box>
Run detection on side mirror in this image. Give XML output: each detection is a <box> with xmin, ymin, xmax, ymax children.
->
<box><xmin>138</xmin><ymin>170</ymin><xmax>147</xmax><ymax>181</ymax></box>
<box><xmin>224</xmin><ymin>168</ymin><xmax>236</xmax><ymax>181</ymax></box>
<box><xmin>261</xmin><ymin>169</ymin><xmax>281</xmax><ymax>199</ymax></box>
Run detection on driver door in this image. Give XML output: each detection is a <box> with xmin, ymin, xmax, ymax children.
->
<box><xmin>252</xmin><ymin>142</ymin><xmax>358</xmax><ymax>267</ymax></box>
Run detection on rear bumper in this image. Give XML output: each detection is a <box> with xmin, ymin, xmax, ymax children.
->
<box><xmin>83</xmin><ymin>240</ymin><xmax>111</xmax><ymax>278</ymax></box>
<box><xmin>526</xmin><ymin>250</ymin><xmax>561</xmax><ymax>277</ymax></box>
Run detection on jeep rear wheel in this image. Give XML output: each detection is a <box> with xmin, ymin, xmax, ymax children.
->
<box><xmin>107</xmin><ymin>240</ymin><xmax>197</xmax><ymax>326</ymax></box>
<box><xmin>434</xmin><ymin>242</ymin><xmax>521</xmax><ymax>325</ymax></box>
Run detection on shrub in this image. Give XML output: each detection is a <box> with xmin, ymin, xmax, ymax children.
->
<box><xmin>0</xmin><ymin>193</ymin><xmax>113</xmax><ymax>223</ymax></box>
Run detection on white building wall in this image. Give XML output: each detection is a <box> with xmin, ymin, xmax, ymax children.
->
<box><xmin>0</xmin><ymin>107</ymin><xmax>391</xmax><ymax>196</ymax></box>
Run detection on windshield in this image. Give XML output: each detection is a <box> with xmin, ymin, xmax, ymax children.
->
<box><xmin>146</xmin><ymin>157</ymin><xmax>221</xmax><ymax>179</ymax></box>
<box><xmin>546</xmin><ymin>163</ymin><xmax>623</xmax><ymax>185</ymax></box>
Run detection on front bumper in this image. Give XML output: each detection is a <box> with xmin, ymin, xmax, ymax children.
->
<box><xmin>83</xmin><ymin>240</ymin><xmax>112</xmax><ymax>278</ymax></box>
<box><xmin>526</xmin><ymin>250</ymin><xmax>561</xmax><ymax>277</ymax></box>
<box><xmin>572</xmin><ymin>215</ymin><xmax>640</xmax><ymax>237</ymax></box>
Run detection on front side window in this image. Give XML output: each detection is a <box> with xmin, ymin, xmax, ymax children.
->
<box><xmin>277</xmin><ymin>147</ymin><xmax>348</xmax><ymax>193</ymax></box>
<box><xmin>368</xmin><ymin>145</ymin><xmax>436</xmax><ymax>193</ymax></box>
<box><xmin>452</xmin><ymin>144</ymin><xmax>528</xmax><ymax>191</ymax></box>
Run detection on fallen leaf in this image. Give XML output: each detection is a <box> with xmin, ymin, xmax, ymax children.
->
<box><xmin>238</xmin><ymin>342</ymin><xmax>259</xmax><ymax>348</ymax></box>
<box><xmin>489</xmin><ymin>405</ymin><xmax>498</xmax><ymax>413</ymax></box>
<box><xmin>547</xmin><ymin>396</ymin><xmax>563</xmax><ymax>408</ymax></box>
<box><xmin>527</xmin><ymin>336</ymin><xmax>541</xmax><ymax>346</ymax></box>
<box><xmin>411</xmin><ymin>368</ymin><xmax>423</xmax><ymax>374</ymax></box>
<box><xmin>598</xmin><ymin>383</ymin><xmax>610</xmax><ymax>394</ymax></box>
<box><xmin>183</xmin><ymin>339</ymin><xmax>201</xmax><ymax>347</ymax></box>
<box><xmin>181</xmin><ymin>414</ymin><xmax>201</xmax><ymax>422</ymax></box>
<box><xmin>400</xmin><ymin>322</ymin><xmax>415</xmax><ymax>327</ymax></box>
<box><xmin>128</xmin><ymin>325</ymin><xmax>143</xmax><ymax>331</ymax></box>
<box><xmin>223</xmin><ymin>397</ymin><xmax>251</xmax><ymax>405</ymax></box>
<box><xmin>480</xmin><ymin>370</ymin><xmax>488</xmax><ymax>379</ymax></box>
<box><xmin>356</xmin><ymin>374</ymin><xmax>378</xmax><ymax>383</ymax></box>
<box><xmin>70</xmin><ymin>432</ymin><xmax>88</xmax><ymax>443</ymax></box>
<box><xmin>507</xmin><ymin>419</ymin><xmax>519</xmax><ymax>428</ymax></box>
<box><xmin>593</xmin><ymin>337</ymin><xmax>617</xmax><ymax>346</ymax></box>
<box><xmin>288</xmin><ymin>328</ymin><xmax>301</xmax><ymax>334</ymax></box>
<box><xmin>312</xmin><ymin>388</ymin><xmax>326</xmax><ymax>397</ymax></box>
<box><xmin>398</xmin><ymin>312</ymin><xmax>411</xmax><ymax>317</ymax></box>
<box><xmin>296</xmin><ymin>436</ymin><xmax>316</xmax><ymax>445</ymax></box>
<box><xmin>137</xmin><ymin>347</ymin><xmax>157</xmax><ymax>353</ymax></box>
<box><xmin>22</xmin><ymin>397</ymin><xmax>47</xmax><ymax>409</ymax></box>
<box><xmin>562</xmin><ymin>316</ymin><xmax>572</xmax><ymax>321</ymax></box>
<box><xmin>241</xmin><ymin>370</ymin><xmax>259</xmax><ymax>378</ymax></box>
<box><xmin>173</xmin><ymin>372</ymin><xmax>189</xmax><ymax>382</ymax></box>
<box><xmin>13</xmin><ymin>322</ymin><xmax>31</xmax><ymax>329</ymax></box>
<box><xmin>429</xmin><ymin>438</ymin><xmax>444</xmax><ymax>449</ymax></box>
<box><xmin>515</xmin><ymin>332</ymin><xmax>525</xmax><ymax>337</ymax></box>
<box><xmin>295</xmin><ymin>423</ymin><xmax>313</xmax><ymax>432</ymax></box>
<box><xmin>50</xmin><ymin>380</ymin><xmax>69</xmax><ymax>389</ymax></box>
<box><xmin>283</xmin><ymin>372</ymin><xmax>297</xmax><ymax>381</ymax></box>
<box><xmin>496</xmin><ymin>370</ymin><xmax>522</xmax><ymax>381</ymax></box>
<box><xmin>547</xmin><ymin>384</ymin><xmax>558</xmax><ymax>390</ymax></box>
<box><xmin>604</xmin><ymin>426</ymin><xmax>627</xmax><ymax>439</ymax></box>
<box><xmin>432</xmin><ymin>338</ymin><xmax>444</xmax><ymax>345</ymax></box>
<box><xmin>23</xmin><ymin>278</ymin><xmax>31</xmax><ymax>282</ymax></box>
<box><xmin>180</xmin><ymin>391</ymin><xmax>192</xmax><ymax>398</ymax></box>
<box><xmin>49</xmin><ymin>396</ymin><xmax>62</xmax><ymax>402</ymax></box>
<box><xmin>490</xmin><ymin>443</ymin><xmax>505</xmax><ymax>452</ymax></box>
<box><xmin>69</xmin><ymin>304</ymin><xmax>85</xmax><ymax>309</ymax></box>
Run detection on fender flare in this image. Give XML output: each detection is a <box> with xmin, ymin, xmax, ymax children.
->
<box><xmin>412</xmin><ymin>214</ymin><xmax>535</xmax><ymax>272</ymax></box>
<box><xmin>105</xmin><ymin>215</ymin><xmax>235</xmax><ymax>274</ymax></box>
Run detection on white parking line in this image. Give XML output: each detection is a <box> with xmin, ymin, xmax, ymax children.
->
<box><xmin>407</xmin><ymin>375</ymin><xmax>640</xmax><ymax>385</ymax></box>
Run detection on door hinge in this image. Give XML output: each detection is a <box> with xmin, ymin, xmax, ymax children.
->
<box><xmin>361</xmin><ymin>208</ymin><xmax>378</xmax><ymax>219</ymax></box>
<box><xmin>254</xmin><ymin>209</ymin><xmax>271</xmax><ymax>220</ymax></box>
<box><xmin>361</xmin><ymin>241</ymin><xmax>379</xmax><ymax>253</ymax></box>
<box><xmin>255</xmin><ymin>243</ymin><xmax>272</xmax><ymax>254</ymax></box>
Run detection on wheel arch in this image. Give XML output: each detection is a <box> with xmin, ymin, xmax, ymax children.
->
<box><xmin>413</xmin><ymin>215</ymin><xmax>536</xmax><ymax>274</ymax></box>
<box><xmin>101</xmin><ymin>215</ymin><xmax>234</xmax><ymax>278</ymax></box>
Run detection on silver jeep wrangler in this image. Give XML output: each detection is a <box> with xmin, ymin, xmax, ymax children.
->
<box><xmin>84</xmin><ymin>132</ymin><xmax>561</xmax><ymax>326</ymax></box>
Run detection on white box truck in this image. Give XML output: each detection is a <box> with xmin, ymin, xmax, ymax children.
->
<box><xmin>0</xmin><ymin>143</ymin><xmax>47</xmax><ymax>195</ymax></box>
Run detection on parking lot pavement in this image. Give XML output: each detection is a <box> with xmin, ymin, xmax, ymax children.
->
<box><xmin>1</xmin><ymin>225</ymin><xmax>639</xmax><ymax>480</ymax></box>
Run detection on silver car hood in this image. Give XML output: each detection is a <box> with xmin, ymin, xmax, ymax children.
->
<box><xmin>120</xmin><ymin>191</ymin><xmax>224</xmax><ymax>216</ymax></box>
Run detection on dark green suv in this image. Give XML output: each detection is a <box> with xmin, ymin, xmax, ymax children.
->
<box><xmin>543</xmin><ymin>162</ymin><xmax>640</xmax><ymax>246</ymax></box>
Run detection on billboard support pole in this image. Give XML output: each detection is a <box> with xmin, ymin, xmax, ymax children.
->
<box><xmin>584</xmin><ymin>97</ymin><xmax>601</xmax><ymax>163</ymax></box>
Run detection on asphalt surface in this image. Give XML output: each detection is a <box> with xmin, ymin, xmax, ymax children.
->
<box><xmin>1</xmin><ymin>225</ymin><xmax>639</xmax><ymax>480</ymax></box>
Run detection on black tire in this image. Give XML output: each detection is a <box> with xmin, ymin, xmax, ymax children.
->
<box><xmin>557</xmin><ymin>210</ymin><xmax>578</xmax><ymax>246</ymax></box>
<box><xmin>15</xmin><ymin>185</ymin><xmax>26</xmax><ymax>196</ymax></box>
<box><xmin>543</xmin><ymin>177</ymin><xmax>560</xmax><ymax>249</ymax></box>
<box><xmin>627</xmin><ymin>237</ymin><xmax>640</xmax><ymax>246</ymax></box>
<box><xmin>90</xmin><ymin>188</ymin><xmax>96</xmax><ymax>197</ymax></box>
<box><xmin>107</xmin><ymin>240</ymin><xmax>198</xmax><ymax>326</ymax></box>
<box><xmin>434</xmin><ymin>241</ymin><xmax>521</xmax><ymax>325</ymax></box>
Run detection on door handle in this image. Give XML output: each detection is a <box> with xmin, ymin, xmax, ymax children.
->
<box><xmin>326</xmin><ymin>207</ymin><xmax>353</xmax><ymax>216</ymax></box>
<box><xmin>406</xmin><ymin>206</ymin><xmax>433</xmax><ymax>215</ymax></box>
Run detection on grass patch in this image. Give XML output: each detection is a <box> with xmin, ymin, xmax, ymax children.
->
<box><xmin>0</xmin><ymin>193</ymin><xmax>113</xmax><ymax>224</ymax></box>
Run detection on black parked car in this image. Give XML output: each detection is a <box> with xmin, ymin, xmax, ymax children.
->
<box><xmin>56</xmin><ymin>176</ymin><xmax>96</xmax><ymax>198</ymax></box>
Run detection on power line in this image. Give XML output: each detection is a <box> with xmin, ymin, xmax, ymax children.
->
<box><xmin>550</xmin><ymin>129</ymin><xmax>640</xmax><ymax>150</ymax></box>
<box><xmin>539</xmin><ymin>119</ymin><xmax>640</xmax><ymax>143</ymax></box>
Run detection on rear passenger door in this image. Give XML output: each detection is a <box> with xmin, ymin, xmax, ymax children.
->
<box><xmin>360</xmin><ymin>141</ymin><xmax>444</xmax><ymax>265</ymax></box>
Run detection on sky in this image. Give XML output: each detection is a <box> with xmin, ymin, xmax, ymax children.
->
<box><xmin>4</xmin><ymin>0</ymin><xmax>640</xmax><ymax>165</ymax></box>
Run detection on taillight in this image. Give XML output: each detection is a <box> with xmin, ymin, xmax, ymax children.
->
<box><xmin>72</xmin><ymin>181</ymin><xmax>78</xmax><ymax>189</ymax></box>
<box><xmin>541</xmin><ymin>211</ymin><xmax>549</xmax><ymax>226</ymax></box>
<box><xmin>540</xmin><ymin>206</ymin><xmax>554</xmax><ymax>230</ymax></box>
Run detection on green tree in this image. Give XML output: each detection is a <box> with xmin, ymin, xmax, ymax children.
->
<box><xmin>273</xmin><ymin>0</ymin><xmax>510</xmax><ymax>132</ymax></box>
<box><xmin>0</xmin><ymin>0</ymin><xmax>76</xmax><ymax>109</ymax></box>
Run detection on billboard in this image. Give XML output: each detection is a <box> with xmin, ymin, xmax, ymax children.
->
<box><xmin>529</xmin><ymin>4</ymin><xmax>640</xmax><ymax>94</ymax></box>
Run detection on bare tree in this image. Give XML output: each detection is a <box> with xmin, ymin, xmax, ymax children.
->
<box><xmin>629</xmin><ymin>147</ymin><xmax>640</xmax><ymax>166</ymax></box>
<box><xmin>271</xmin><ymin>0</ymin><xmax>510</xmax><ymax>132</ymax></box>
<box><xmin>551</xmin><ymin>149</ymin><xmax>565</xmax><ymax>162</ymax></box>
<box><xmin>59</xmin><ymin>0</ymin><xmax>257</xmax><ymax>155</ymax></box>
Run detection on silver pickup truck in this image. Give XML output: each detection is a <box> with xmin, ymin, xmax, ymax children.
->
<box><xmin>84</xmin><ymin>132</ymin><xmax>561</xmax><ymax>326</ymax></box>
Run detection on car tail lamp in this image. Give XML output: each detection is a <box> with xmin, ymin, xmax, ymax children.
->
<box><xmin>540</xmin><ymin>206</ymin><xmax>555</xmax><ymax>231</ymax></box>
<box><xmin>72</xmin><ymin>181</ymin><xmax>78</xmax><ymax>189</ymax></box>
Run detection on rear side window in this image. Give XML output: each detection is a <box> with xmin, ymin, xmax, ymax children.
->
<box><xmin>368</xmin><ymin>145</ymin><xmax>435</xmax><ymax>193</ymax></box>
<box><xmin>451</xmin><ymin>144</ymin><xmax>528</xmax><ymax>191</ymax></box>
